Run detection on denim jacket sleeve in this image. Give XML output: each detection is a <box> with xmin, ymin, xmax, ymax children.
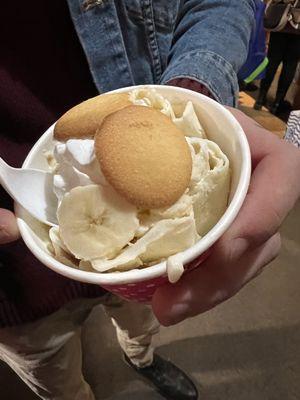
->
<box><xmin>160</xmin><ymin>0</ymin><xmax>256</xmax><ymax>106</ymax></box>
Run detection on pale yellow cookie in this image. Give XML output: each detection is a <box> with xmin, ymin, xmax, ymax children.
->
<box><xmin>54</xmin><ymin>93</ymin><xmax>131</xmax><ymax>141</ymax></box>
<box><xmin>95</xmin><ymin>105</ymin><xmax>192</xmax><ymax>209</ymax></box>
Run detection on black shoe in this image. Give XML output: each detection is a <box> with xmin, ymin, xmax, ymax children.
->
<box><xmin>253</xmin><ymin>90</ymin><xmax>267</xmax><ymax>110</ymax></box>
<box><xmin>271</xmin><ymin>99</ymin><xmax>291</xmax><ymax>115</ymax></box>
<box><xmin>124</xmin><ymin>353</ymin><xmax>198</xmax><ymax>400</ymax></box>
<box><xmin>270</xmin><ymin>101</ymin><xmax>280</xmax><ymax>115</ymax></box>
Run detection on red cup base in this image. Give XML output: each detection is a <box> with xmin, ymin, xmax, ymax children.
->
<box><xmin>101</xmin><ymin>248</ymin><xmax>212</xmax><ymax>303</ymax></box>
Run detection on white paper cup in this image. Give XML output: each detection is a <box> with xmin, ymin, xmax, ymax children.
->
<box><xmin>16</xmin><ymin>85</ymin><xmax>251</xmax><ymax>303</ymax></box>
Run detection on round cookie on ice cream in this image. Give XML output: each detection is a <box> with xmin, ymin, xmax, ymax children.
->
<box><xmin>54</xmin><ymin>93</ymin><xmax>131</xmax><ymax>141</ymax></box>
<box><xmin>95</xmin><ymin>105</ymin><xmax>192</xmax><ymax>209</ymax></box>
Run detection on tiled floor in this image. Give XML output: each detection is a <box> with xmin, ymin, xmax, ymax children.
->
<box><xmin>1</xmin><ymin>92</ymin><xmax>299</xmax><ymax>400</ymax></box>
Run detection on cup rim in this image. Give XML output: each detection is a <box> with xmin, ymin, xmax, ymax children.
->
<box><xmin>16</xmin><ymin>84</ymin><xmax>251</xmax><ymax>286</ymax></box>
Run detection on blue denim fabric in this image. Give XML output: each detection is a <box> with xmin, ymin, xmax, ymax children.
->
<box><xmin>67</xmin><ymin>0</ymin><xmax>255</xmax><ymax>106</ymax></box>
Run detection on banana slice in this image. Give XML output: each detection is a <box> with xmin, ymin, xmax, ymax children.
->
<box><xmin>91</xmin><ymin>214</ymin><xmax>198</xmax><ymax>272</ymax></box>
<box><xmin>57</xmin><ymin>184</ymin><xmax>139</xmax><ymax>261</ymax></box>
<box><xmin>49</xmin><ymin>226</ymin><xmax>79</xmax><ymax>268</ymax></box>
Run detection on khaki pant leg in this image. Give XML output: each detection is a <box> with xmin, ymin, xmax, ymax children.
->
<box><xmin>102</xmin><ymin>295</ymin><xmax>160</xmax><ymax>368</ymax></box>
<box><xmin>0</xmin><ymin>299</ymin><xmax>100</xmax><ymax>400</ymax></box>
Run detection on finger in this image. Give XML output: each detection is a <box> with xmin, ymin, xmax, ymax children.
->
<box><xmin>229</xmin><ymin>141</ymin><xmax>300</xmax><ymax>250</ymax></box>
<box><xmin>227</xmin><ymin>158</ymin><xmax>286</xmax><ymax>248</ymax></box>
<box><xmin>224</xmin><ymin>109</ymin><xmax>300</xmax><ymax>248</ymax></box>
<box><xmin>152</xmin><ymin>232</ymin><xmax>281</xmax><ymax>326</ymax></box>
<box><xmin>0</xmin><ymin>209</ymin><xmax>20</xmax><ymax>244</ymax></box>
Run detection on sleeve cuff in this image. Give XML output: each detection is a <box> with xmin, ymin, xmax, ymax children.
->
<box><xmin>166</xmin><ymin>78</ymin><xmax>216</xmax><ymax>101</ymax></box>
<box><xmin>160</xmin><ymin>50</ymin><xmax>239</xmax><ymax>107</ymax></box>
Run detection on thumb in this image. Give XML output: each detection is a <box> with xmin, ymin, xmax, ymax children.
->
<box><xmin>0</xmin><ymin>209</ymin><xmax>20</xmax><ymax>244</ymax></box>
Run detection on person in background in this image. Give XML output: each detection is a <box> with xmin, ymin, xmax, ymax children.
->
<box><xmin>238</xmin><ymin>0</ymin><xmax>268</xmax><ymax>92</ymax></box>
<box><xmin>254</xmin><ymin>30</ymin><xmax>300</xmax><ymax>114</ymax></box>
<box><xmin>285</xmin><ymin>110</ymin><xmax>300</xmax><ymax>147</ymax></box>
<box><xmin>285</xmin><ymin>71</ymin><xmax>300</xmax><ymax>147</ymax></box>
<box><xmin>1</xmin><ymin>1</ymin><xmax>300</xmax><ymax>400</ymax></box>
